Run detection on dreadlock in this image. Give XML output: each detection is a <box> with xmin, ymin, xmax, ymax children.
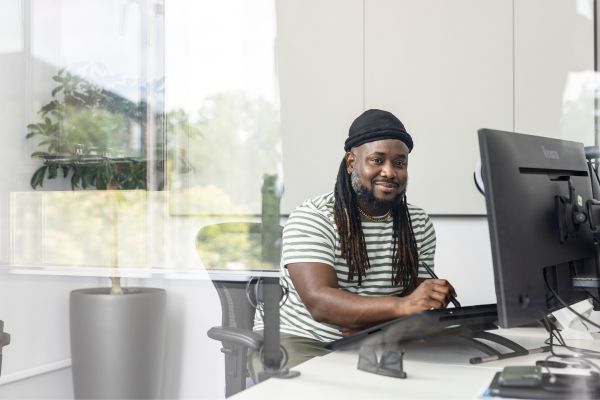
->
<box><xmin>333</xmin><ymin>157</ymin><xmax>419</xmax><ymax>295</ymax></box>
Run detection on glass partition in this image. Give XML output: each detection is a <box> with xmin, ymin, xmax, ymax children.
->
<box><xmin>5</xmin><ymin>0</ymin><xmax>283</xmax><ymax>275</ymax></box>
<box><xmin>165</xmin><ymin>0</ymin><xmax>282</xmax><ymax>217</ymax></box>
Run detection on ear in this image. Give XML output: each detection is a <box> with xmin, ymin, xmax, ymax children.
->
<box><xmin>345</xmin><ymin>151</ymin><xmax>355</xmax><ymax>174</ymax></box>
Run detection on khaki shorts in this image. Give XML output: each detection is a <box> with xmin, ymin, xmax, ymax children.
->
<box><xmin>248</xmin><ymin>331</ymin><xmax>330</xmax><ymax>383</ymax></box>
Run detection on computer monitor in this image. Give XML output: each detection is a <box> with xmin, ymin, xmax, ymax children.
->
<box><xmin>478</xmin><ymin>128</ymin><xmax>600</xmax><ymax>328</ymax></box>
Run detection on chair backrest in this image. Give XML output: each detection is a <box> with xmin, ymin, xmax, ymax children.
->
<box><xmin>196</xmin><ymin>221</ymin><xmax>283</xmax><ymax>329</ymax></box>
<box><xmin>197</xmin><ymin>222</ymin><xmax>283</xmax><ymax>397</ymax></box>
<box><xmin>212</xmin><ymin>280</ymin><xmax>256</xmax><ymax>330</ymax></box>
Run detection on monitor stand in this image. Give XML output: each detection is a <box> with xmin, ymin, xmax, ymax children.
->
<box><xmin>441</xmin><ymin>325</ymin><xmax>537</xmax><ymax>364</ymax></box>
<box><xmin>357</xmin><ymin>324</ymin><xmax>546</xmax><ymax>378</ymax></box>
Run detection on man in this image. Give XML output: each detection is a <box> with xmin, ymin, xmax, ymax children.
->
<box><xmin>251</xmin><ymin>109</ymin><xmax>456</xmax><ymax>377</ymax></box>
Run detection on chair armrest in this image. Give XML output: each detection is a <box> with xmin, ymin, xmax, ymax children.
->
<box><xmin>207</xmin><ymin>326</ymin><xmax>263</xmax><ymax>351</ymax></box>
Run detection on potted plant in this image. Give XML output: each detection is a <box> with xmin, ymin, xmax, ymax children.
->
<box><xmin>26</xmin><ymin>67</ymin><xmax>167</xmax><ymax>399</ymax></box>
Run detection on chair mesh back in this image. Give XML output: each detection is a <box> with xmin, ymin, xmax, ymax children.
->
<box><xmin>214</xmin><ymin>281</ymin><xmax>256</xmax><ymax>330</ymax></box>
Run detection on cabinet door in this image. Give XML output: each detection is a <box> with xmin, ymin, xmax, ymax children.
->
<box><xmin>365</xmin><ymin>0</ymin><xmax>513</xmax><ymax>214</ymax></box>
<box><xmin>278</xmin><ymin>0</ymin><xmax>364</xmax><ymax>213</ymax></box>
<box><xmin>514</xmin><ymin>0</ymin><xmax>594</xmax><ymax>145</ymax></box>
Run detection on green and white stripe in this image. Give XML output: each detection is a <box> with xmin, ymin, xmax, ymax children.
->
<box><xmin>254</xmin><ymin>191</ymin><xmax>436</xmax><ymax>342</ymax></box>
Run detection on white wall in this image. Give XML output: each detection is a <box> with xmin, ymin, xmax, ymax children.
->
<box><xmin>279</xmin><ymin>0</ymin><xmax>595</xmax><ymax>215</ymax></box>
<box><xmin>0</xmin><ymin>274</ymin><xmax>225</xmax><ymax>399</ymax></box>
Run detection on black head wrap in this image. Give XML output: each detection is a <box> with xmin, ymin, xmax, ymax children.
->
<box><xmin>344</xmin><ymin>109</ymin><xmax>413</xmax><ymax>152</ymax></box>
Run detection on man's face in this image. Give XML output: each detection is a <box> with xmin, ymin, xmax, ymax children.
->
<box><xmin>346</xmin><ymin>139</ymin><xmax>409</xmax><ymax>212</ymax></box>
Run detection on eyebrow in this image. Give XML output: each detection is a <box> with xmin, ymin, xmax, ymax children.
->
<box><xmin>368</xmin><ymin>152</ymin><xmax>407</xmax><ymax>159</ymax></box>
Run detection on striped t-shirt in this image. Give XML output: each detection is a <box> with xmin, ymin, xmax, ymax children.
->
<box><xmin>254</xmin><ymin>191</ymin><xmax>436</xmax><ymax>343</ymax></box>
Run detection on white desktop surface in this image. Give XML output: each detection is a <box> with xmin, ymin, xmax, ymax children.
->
<box><xmin>232</xmin><ymin>328</ymin><xmax>600</xmax><ymax>400</ymax></box>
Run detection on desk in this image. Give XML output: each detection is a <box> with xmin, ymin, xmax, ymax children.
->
<box><xmin>232</xmin><ymin>328</ymin><xmax>600</xmax><ymax>399</ymax></box>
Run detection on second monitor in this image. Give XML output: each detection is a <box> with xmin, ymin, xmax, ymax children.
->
<box><xmin>478</xmin><ymin>128</ymin><xmax>600</xmax><ymax>328</ymax></box>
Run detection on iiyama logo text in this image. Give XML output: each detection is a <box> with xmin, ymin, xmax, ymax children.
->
<box><xmin>542</xmin><ymin>146</ymin><xmax>559</xmax><ymax>160</ymax></box>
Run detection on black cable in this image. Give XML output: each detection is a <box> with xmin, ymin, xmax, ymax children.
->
<box><xmin>245</xmin><ymin>277</ymin><xmax>264</xmax><ymax>319</ymax></box>
<box><xmin>279</xmin><ymin>277</ymin><xmax>290</xmax><ymax>307</ymax></box>
<box><xmin>585</xmin><ymin>288</ymin><xmax>600</xmax><ymax>305</ymax></box>
<box><xmin>553</xmin><ymin>318</ymin><xmax>600</xmax><ymax>359</ymax></box>
<box><xmin>245</xmin><ymin>276</ymin><xmax>290</xmax><ymax>319</ymax></box>
<box><xmin>541</xmin><ymin>286</ymin><xmax>600</xmax><ymax>359</ymax></box>
<box><xmin>543</xmin><ymin>269</ymin><xmax>600</xmax><ymax>330</ymax></box>
<box><xmin>541</xmin><ymin>317</ymin><xmax>600</xmax><ymax>392</ymax></box>
<box><xmin>544</xmin><ymin>329</ymin><xmax>565</xmax><ymax>347</ymax></box>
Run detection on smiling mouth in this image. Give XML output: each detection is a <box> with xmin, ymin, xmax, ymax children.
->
<box><xmin>374</xmin><ymin>181</ymin><xmax>399</xmax><ymax>189</ymax></box>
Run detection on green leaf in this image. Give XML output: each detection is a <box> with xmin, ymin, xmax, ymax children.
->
<box><xmin>81</xmin><ymin>167</ymin><xmax>93</xmax><ymax>189</ymax></box>
<box><xmin>40</xmin><ymin>100</ymin><xmax>59</xmax><ymax>116</ymax></box>
<box><xmin>95</xmin><ymin>175</ymin><xmax>107</xmax><ymax>190</ymax></box>
<box><xmin>25</xmin><ymin>124</ymin><xmax>42</xmax><ymax>138</ymax></box>
<box><xmin>48</xmin><ymin>164</ymin><xmax>58</xmax><ymax>179</ymax></box>
<box><xmin>36</xmin><ymin>139</ymin><xmax>52</xmax><ymax>146</ymax></box>
<box><xmin>30</xmin><ymin>151</ymin><xmax>51</xmax><ymax>158</ymax></box>
<box><xmin>70</xmin><ymin>168</ymin><xmax>81</xmax><ymax>189</ymax></box>
<box><xmin>30</xmin><ymin>166</ymin><xmax>47</xmax><ymax>189</ymax></box>
<box><xmin>51</xmin><ymin>85</ymin><xmax>64</xmax><ymax>97</ymax></box>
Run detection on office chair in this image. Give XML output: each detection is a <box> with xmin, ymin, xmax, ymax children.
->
<box><xmin>198</xmin><ymin>222</ymin><xmax>282</xmax><ymax>397</ymax></box>
<box><xmin>0</xmin><ymin>320</ymin><xmax>10</xmax><ymax>375</ymax></box>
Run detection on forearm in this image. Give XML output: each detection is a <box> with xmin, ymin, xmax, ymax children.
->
<box><xmin>305</xmin><ymin>287</ymin><xmax>407</xmax><ymax>328</ymax></box>
<box><xmin>287</xmin><ymin>262</ymin><xmax>453</xmax><ymax>329</ymax></box>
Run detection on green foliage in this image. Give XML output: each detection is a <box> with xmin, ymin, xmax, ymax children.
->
<box><xmin>26</xmin><ymin>68</ymin><xmax>148</xmax><ymax>190</ymax></box>
<box><xmin>196</xmin><ymin>222</ymin><xmax>264</xmax><ymax>269</ymax></box>
<box><xmin>169</xmin><ymin>91</ymin><xmax>281</xmax><ymax>214</ymax></box>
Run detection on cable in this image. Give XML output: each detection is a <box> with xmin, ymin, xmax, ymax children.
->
<box><xmin>543</xmin><ymin>269</ymin><xmax>600</xmax><ymax>330</ymax></box>
<box><xmin>245</xmin><ymin>276</ymin><xmax>291</xmax><ymax>320</ymax></box>
<box><xmin>585</xmin><ymin>288</ymin><xmax>600</xmax><ymax>305</ymax></box>
<box><xmin>548</xmin><ymin>347</ymin><xmax>600</xmax><ymax>375</ymax></box>
<box><xmin>245</xmin><ymin>277</ymin><xmax>260</xmax><ymax>309</ymax></box>
<box><xmin>541</xmin><ymin>291</ymin><xmax>600</xmax><ymax>360</ymax></box>
<box><xmin>279</xmin><ymin>277</ymin><xmax>290</xmax><ymax>307</ymax></box>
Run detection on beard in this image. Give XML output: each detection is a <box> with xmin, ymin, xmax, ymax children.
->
<box><xmin>351</xmin><ymin>170</ymin><xmax>405</xmax><ymax>212</ymax></box>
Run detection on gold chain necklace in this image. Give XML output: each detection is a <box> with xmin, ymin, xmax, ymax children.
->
<box><xmin>358</xmin><ymin>207</ymin><xmax>392</xmax><ymax>222</ymax></box>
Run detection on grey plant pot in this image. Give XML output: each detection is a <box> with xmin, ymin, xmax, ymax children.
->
<box><xmin>70</xmin><ymin>287</ymin><xmax>166</xmax><ymax>399</ymax></box>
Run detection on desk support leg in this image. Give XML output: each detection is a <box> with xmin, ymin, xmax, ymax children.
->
<box><xmin>258</xmin><ymin>277</ymin><xmax>300</xmax><ymax>382</ymax></box>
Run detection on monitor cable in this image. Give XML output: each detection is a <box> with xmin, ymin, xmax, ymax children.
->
<box><xmin>245</xmin><ymin>276</ymin><xmax>290</xmax><ymax>319</ymax></box>
<box><xmin>584</xmin><ymin>288</ymin><xmax>600</xmax><ymax>306</ymax></box>
<box><xmin>538</xmin><ymin>317</ymin><xmax>600</xmax><ymax>390</ymax></box>
<box><xmin>542</xmin><ymin>270</ymin><xmax>600</xmax><ymax>361</ymax></box>
<box><xmin>543</xmin><ymin>269</ymin><xmax>600</xmax><ymax>331</ymax></box>
<box><xmin>544</xmin><ymin>317</ymin><xmax>600</xmax><ymax>371</ymax></box>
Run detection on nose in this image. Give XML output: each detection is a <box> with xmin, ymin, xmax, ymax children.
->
<box><xmin>380</xmin><ymin>161</ymin><xmax>395</xmax><ymax>178</ymax></box>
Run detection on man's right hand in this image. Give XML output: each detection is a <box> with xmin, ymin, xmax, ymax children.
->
<box><xmin>399</xmin><ymin>279</ymin><xmax>456</xmax><ymax>315</ymax></box>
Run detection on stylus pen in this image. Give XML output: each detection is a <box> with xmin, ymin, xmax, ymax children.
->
<box><xmin>421</xmin><ymin>262</ymin><xmax>462</xmax><ymax>309</ymax></box>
